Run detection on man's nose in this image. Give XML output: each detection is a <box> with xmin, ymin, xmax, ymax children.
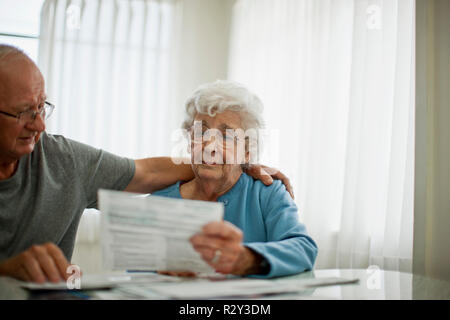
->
<box><xmin>26</xmin><ymin>113</ymin><xmax>46</xmax><ymax>132</ymax></box>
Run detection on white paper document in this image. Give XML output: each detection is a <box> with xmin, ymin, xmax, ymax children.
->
<box><xmin>19</xmin><ymin>272</ymin><xmax>181</xmax><ymax>291</ymax></box>
<box><xmin>98</xmin><ymin>189</ymin><xmax>224</xmax><ymax>273</ymax></box>
<box><xmin>148</xmin><ymin>277</ymin><xmax>360</xmax><ymax>299</ymax></box>
<box><xmin>150</xmin><ymin>279</ymin><xmax>292</xmax><ymax>299</ymax></box>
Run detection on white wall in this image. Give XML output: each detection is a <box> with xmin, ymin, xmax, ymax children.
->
<box><xmin>172</xmin><ymin>0</ymin><xmax>234</xmax><ymax>126</ymax></box>
<box><xmin>414</xmin><ymin>0</ymin><xmax>450</xmax><ymax>281</ymax></box>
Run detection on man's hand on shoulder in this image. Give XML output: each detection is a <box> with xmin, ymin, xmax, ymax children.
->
<box><xmin>0</xmin><ymin>243</ymin><xmax>72</xmax><ymax>283</ymax></box>
<box><xmin>244</xmin><ymin>164</ymin><xmax>294</xmax><ymax>199</ymax></box>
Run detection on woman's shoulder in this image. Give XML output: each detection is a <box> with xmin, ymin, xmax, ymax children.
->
<box><xmin>241</xmin><ymin>173</ymin><xmax>297</xmax><ymax>219</ymax></box>
<box><xmin>151</xmin><ymin>181</ymin><xmax>182</xmax><ymax>198</ymax></box>
<box><xmin>243</xmin><ymin>172</ymin><xmax>285</xmax><ymax>192</ymax></box>
<box><xmin>242</xmin><ymin>173</ymin><xmax>291</xmax><ymax>202</ymax></box>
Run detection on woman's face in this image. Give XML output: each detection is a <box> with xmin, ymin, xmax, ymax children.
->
<box><xmin>190</xmin><ymin>110</ymin><xmax>249</xmax><ymax>182</ymax></box>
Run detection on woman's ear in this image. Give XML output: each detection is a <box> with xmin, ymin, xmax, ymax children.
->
<box><xmin>186</xmin><ymin>128</ymin><xmax>193</xmax><ymax>154</ymax></box>
<box><xmin>187</xmin><ymin>138</ymin><xmax>192</xmax><ymax>154</ymax></box>
<box><xmin>245</xmin><ymin>150</ymin><xmax>250</xmax><ymax>165</ymax></box>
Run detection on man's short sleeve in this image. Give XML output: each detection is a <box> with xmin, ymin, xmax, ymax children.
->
<box><xmin>49</xmin><ymin>134</ymin><xmax>135</xmax><ymax>208</ymax></box>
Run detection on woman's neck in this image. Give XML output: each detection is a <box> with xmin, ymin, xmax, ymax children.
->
<box><xmin>181</xmin><ymin>169</ymin><xmax>242</xmax><ymax>201</ymax></box>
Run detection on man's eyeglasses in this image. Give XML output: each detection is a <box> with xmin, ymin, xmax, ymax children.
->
<box><xmin>0</xmin><ymin>101</ymin><xmax>55</xmax><ymax>124</ymax></box>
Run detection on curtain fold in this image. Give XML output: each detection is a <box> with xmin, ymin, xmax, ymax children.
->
<box><xmin>228</xmin><ymin>0</ymin><xmax>415</xmax><ymax>272</ymax></box>
<box><xmin>38</xmin><ymin>0</ymin><xmax>182</xmax><ymax>158</ymax></box>
<box><xmin>38</xmin><ymin>0</ymin><xmax>182</xmax><ymax>267</ymax></box>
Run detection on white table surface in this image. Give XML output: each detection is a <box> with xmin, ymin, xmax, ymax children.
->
<box><xmin>1</xmin><ymin>268</ymin><xmax>449</xmax><ymax>300</ymax></box>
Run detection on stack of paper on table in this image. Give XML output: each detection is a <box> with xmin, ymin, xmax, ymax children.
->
<box><xmin>19</xmin><ymin>273</ymin><xmax>359</xmax><ymax>299</ymax></box>
<box><xmin>98</xmin><ymin>189</ymin><xmax>224</xmax><ymax>274</ymax></box>
<box><xmin>146</xmin><ymin>276</ymin><xmax>360</xmax><ymax>299</ymax></box>
<box><xmin>19</xmin><ymin>272</ymin><xmax>182</xmax><ymax>291</ymax></box>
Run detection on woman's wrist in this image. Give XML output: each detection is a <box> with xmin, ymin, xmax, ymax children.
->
<box><xmin>238</xmin><ymin>247</ymin><xmax>269</xmax><ymax>275</ymax></box>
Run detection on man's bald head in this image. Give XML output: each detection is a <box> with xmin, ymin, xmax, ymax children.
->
<box><xmin>0</xmin><ymin>44</ymin><xmax>35</xmax><ymax>68</ymax></box>
<box><xmin>0</xmin><ymin>45</ymin><xmax>45</xmax><ymax>107</ymax></box>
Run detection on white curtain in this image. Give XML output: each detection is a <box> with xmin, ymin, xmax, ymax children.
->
<box><xmin>38</xmin><ymin>0</ymin><xmax>183</xmax><ymax>269</ymax></box>
<box><xmin>38</xmin><ymin>0</ymin><xmax>182</xmax><ymax>158</ymax></box>
<box><xmin>228</xmin><ymin>0</ymin><xmax>415</xmax><ymax>272</ymax></box>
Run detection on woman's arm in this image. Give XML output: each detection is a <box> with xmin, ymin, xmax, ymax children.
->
<box><xmin>189</xmin><ymin>181</ymin><xmax>317</xmax><ymax>278</ymax></box>
<box><xmin>244</xmin><ymin>181</ymin><xmax>318</xmax><ymax>278</ymax></box>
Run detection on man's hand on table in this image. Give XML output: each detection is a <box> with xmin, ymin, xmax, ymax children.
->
<box><xmin>0</xmin><ymin>243</ymin><xmax>73</xmax><ymax>283</ymax></box>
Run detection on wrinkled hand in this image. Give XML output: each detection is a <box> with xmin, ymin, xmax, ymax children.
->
<box><xmin>0</xmin><ymin>243</ymin><xmax>72</xmax><ymax>283</ymax></box>
<box><xmin>189</xmin><ymin>221</ymin><xmax>258</xmax><ymax>275</ymax></box>
<box><xmin>245</xmin><ymin>164</ymin><xmax>294</xmax><ymax>199</ymax></box>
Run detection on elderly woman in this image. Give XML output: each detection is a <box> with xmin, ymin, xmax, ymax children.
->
<box><xmin>153</xmin><ymin>80</ymin><xmax>317</xmax><ymax>278</ymax></box>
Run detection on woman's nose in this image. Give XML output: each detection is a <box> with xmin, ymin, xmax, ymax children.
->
<box><xmin>204</xmin><ymin>137</ymin><xmax>221</xmax><ymax>152</ymax></box>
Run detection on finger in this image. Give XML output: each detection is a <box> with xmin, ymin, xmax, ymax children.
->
<box><xmin>45</xmin><ymin>243</ymin><xmax>71</xmax><ymax>281</ymax></box>
<box><xmin>261</xmin><ymin>165</ymin><xmax>281</xmax><ymax>176</ymax></box>
<box><xmin>158</xmin><ymin>270</ymin><xmax>196</xmax><ymax>277</ymax></box>
<box><xmin>287</xmin><ymin>185</ymin><xmax>295</xmax><ymax>199</ymax></box>
<box><xmin>194</xmin><ymin>246</ymin><xmax>219</xmax><ymax>261</ymax></box>
<box><xmin>190</xmin><ymin>235</ymin><xmax>224</xmax><ymax>249</ymax></box>
<box><xmin>16</xmin><ymin>265</ymin><xmax>31</xmax><ymax>282</ymax></box>
<box><xmin>214</xmin><ymin>261</ymin><xmax>235</xmax><ymax>274</ymax></box>
<box><xmin>34</xmin><ymin>250</ymin><xmax>61</xmax><ymax>283</ymax></box>
<box><xmin>193</xmin><ymin>245</ymin><xmax>241</xmax><ymax>267</ymax></box>
<box><xmin>21</xmin><ymin>253</ymin><xmax>46</xmax><ymax>283</ymax></box>
<box><xmin>201</xmin><ymin>221</ymin><xmax>243</xmax><ymax>240</ymax></box>
<box><xmin>191</xmin><ymin>236</ymin><xmax>240</xmax><ymax>256</ymax></box>
<box><xmin>270</xmin><ymin>170</ymin><xmax>295</xmax><ymax>199</ymax></box>
<box><xmin>245</xmin><ymin>165</ymin><xmax>273</xmax><ymax>185</ymax></box>
<box><xmin>177</xmin><ymin>271</ymin><xmax>197</xmax><ymax>277</ymax></box>
<box><xmin>285</xmin><ymin>184</ymin><xmax>294</xmax><ymax>199</ymax></box>
<box><xmin>197</xmin><ymin>249</ymin><xmax>220</xmax><ymax>268</ymax></box>
<box><xmin>279</xmin><ymin>178</ymin><xmax>294</xmax><ymax>199</ymax></box>
<box><xmin>158</xmin><ymin>271</ymin><xmax>177</xmax><ymax>276</ymax></box>
<box><xmin>258</xmin><ymin>167</ymin><xmax>273</xmax><ymax>185</ymax></box>
<box><xmin>32</xmin><ymin>244</ymin><xmax>64</xmax><ymax>283</ymax></box>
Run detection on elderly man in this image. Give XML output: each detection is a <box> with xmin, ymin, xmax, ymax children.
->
<box><xmin>0</xmin><ymin>44</ymin><xmax>292</xmax><ymax>283</ymax></box>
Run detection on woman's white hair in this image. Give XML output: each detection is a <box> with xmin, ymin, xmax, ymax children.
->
<box><xmin>182</xmin><ymin>80</ymin><xmax>264</xmax><ymax>164</ymax></box>
<box><xmin>182</xmin><ymin>79</ymin><xmax>264</xmax><ymax>131</ymax></box>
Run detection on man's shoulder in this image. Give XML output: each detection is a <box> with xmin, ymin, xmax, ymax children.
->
<box><xmin>38</xmin><ymin>132</ymin><xmax>100</xmax><ymax>157</ymax></box>
<box><xmin>29</xmin><ymin>133</ymin><xmax>78</xmax><ymax>173</ymax></box>
<box><xmin>38</xmin><ymin>132</ymin><xmax>74</xmax><ymax>153</ymax></box>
